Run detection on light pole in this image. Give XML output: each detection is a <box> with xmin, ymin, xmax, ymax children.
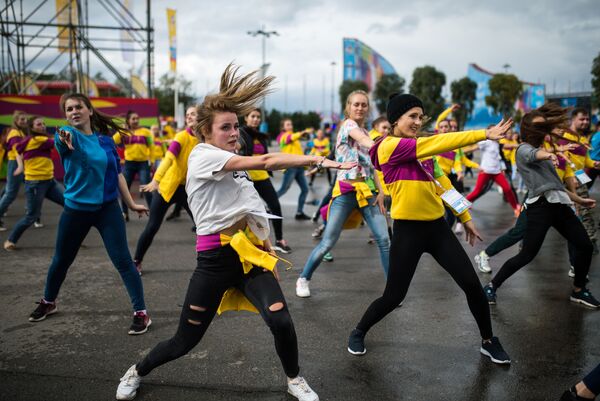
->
<box><xmin>330</xmin><ymin>61</ymin><xmax>336</xmax><ymax>122</ymax></box>
<box><xmin>247</xmin><ymin>25</ymin><xmax>279</xmax><ymax>123</ymax></box>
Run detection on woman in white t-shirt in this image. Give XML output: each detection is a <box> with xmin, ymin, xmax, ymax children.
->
<box><xmin>465</xmin><ymin>135</ymin><xmax>520</xmax><ymax>216</ymax></box>
<box><xmin>115</xmin><ymin>64</ymin><xmax>354</xmax><ymax>401</ymax></box>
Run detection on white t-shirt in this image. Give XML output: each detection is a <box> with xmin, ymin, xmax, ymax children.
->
<box><xmin>186</xmin><ymin>143</ymin><xmax>269</xmax><ymax>238</ymax></box>
<box><xmin>478</xmin><ymin>140</ymin><xmax>503</xmax><ymax>174</ymax></box>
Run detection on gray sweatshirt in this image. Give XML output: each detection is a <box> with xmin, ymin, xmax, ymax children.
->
<box><xmin>516</xmin><ymin>143</ymin><xmax>566</xmax><ymax>198</ymax></box>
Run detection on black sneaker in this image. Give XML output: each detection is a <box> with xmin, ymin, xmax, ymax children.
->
<box><xmin>560</xmin><ymin>386</ymin><xmax>589</xmax><ymax>401</ymax></box>
<box><xmin>480</xmin><ymin>336</ymin><xmax>511</xmax><ymax>364</ymax></box>
<box><xmin>570</xmin><ymin>288</ymin><xmax>600</xmax><ymax>308</ymax></box>
<box><xmin>295</xmin><ymin>213</ymin><xmax>311</xmax><ymax>220</ymax></box>
<box><xmin>128</xmin><ymin>311</ymin><xmax>152</xmax><ymax>335</ymax></box>
<box><xmin>29</xmin><ymin>300</ymin><xmax>58</xmax><ymax>322</ymax></box>
<box><xmin>273</xmin><ymin>240</ymin><xmax>292</xmax><ymax>254</ymax></box>
<box><xmin>347</xmin><ymin>328</ymin><xmax>367</xmax><ymax>356</ymax></box>
<box><xmin>483</xmin><ymin>283</ymin><xmax>496</xmax><ymax>305</ymax></box>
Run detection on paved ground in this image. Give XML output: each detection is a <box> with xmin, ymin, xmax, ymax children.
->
<box><xmin>1</xmin><ymin>173</ymin><xmax>599</xmax><ymax>401</ymax></box>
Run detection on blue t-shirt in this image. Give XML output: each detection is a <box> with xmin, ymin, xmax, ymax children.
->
<box><xmin>56</xmin><ymin>126</ymin><xmax>122</xmax><ymax>211</ymax></box>
<box><xmin>590</xmin><ymin>132</ymin><xmax>600</xmax><ymax>161</ymax></box>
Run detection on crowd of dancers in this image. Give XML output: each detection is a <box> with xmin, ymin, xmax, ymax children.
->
<box><xmin>1</xmin><ymin>63</ymin><xmax>599</xmax><ymax>401</ymax></box>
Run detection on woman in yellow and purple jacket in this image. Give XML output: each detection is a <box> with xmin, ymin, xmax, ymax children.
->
<box><xmin>113</xmin><ymin>110</ymin><xmax>154</xmax><ymax>219</ymax></box>
<box><xmin>347</xmin><ymin>93</ymin><xmax>514</xmax><ymax>366</ymax></box>
<box><xmin>132</xmin><ymin>106</ymin><xmax>199</xmax><ymax>274</ymax></box>
<box><xmin>4</xmin><ymin>116</ymin><xmax>64</xmax><ymax>250</ymax></box>
<box><xmin>0</xmin><ymin>110</ymin><xmax>28</xmax><ymax>231</ymax></box>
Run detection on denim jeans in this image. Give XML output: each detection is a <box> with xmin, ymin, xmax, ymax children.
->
<box><xmin>300</xmin><ymin>192</ymin><xmax>390</xmax><ymax>280</ymax></box>
<box><xmin>276</xmin><ymin>167</ymin><xmax>308</xmax><ymax>214</ymax></box>
<box><xmin>0</xmin><ymin>160</ymin><xmax>24</xmax><ymax>217</ymax></box>
<box><xmin>43</xmin><ymin>199</ymin><xmax>146</xmax><ymax>311</ymax></box>
<box><xmin>8</xmin><ymin>179</ymin><xmax>64</xmax><ymax>243</ymax></box>
<box><xmin>122</xmin><ymin>160</ymin><xmax>152</xmax><ymax>213</ymax></box>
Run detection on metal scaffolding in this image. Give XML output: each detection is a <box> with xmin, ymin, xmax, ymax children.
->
<box><xmin>0</xmin><ymin>0</ymin><xmax>154</xmax><ymax>97</ymax></box>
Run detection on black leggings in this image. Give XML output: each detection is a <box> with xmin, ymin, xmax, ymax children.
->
<box><xmin>491</xmin><ymin>198</ymin><xmax>592</xmax><ymax>290</ymax></box>
<box><xmin>136</xmin><ymin>245</ymin><xmax>299</xmax><ymax>378</ymax></box>
<box><xmin>356</xmin><ymin>218</ymin><xmax>493</xmax><ymax>339</ymax></box>
<box><xmin>134</xmin><ymin>185</ymin><xmax>193</xmax><ymax>262</ymax></box>
<box><xmin>253</xmin><ymin>179</ymin><xmax>283</xmax><ymax>241</ymax></box>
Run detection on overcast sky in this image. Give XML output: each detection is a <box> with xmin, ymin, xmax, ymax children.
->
<box><xmin>15</xmin><ymin>0</ymin><xmax>600</xmax><ymax>114</ymax></box>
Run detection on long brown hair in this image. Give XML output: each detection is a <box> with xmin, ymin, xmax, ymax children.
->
<box><xmin>12</xmin><ymin>110</ymin><xmax>27</xmax><ymax>130</ymax></box>
<box><xmin>26</xmin><ymin>115</ymin><xmax>46</xmax><ymax>136</ymax></box>
<box><xmin>520</xmin><ymin>103</ymin><xmax>577</xmax><ymax>148</ymax></box>
<box><xmin>59</xmin><ymin>93</ymin><xmax>128</xmax><ymax>136</ymax></box>
<box><xmin>194</xmin><ymin>63</ymin><xmax>274</xmax><ymax>141</ymax></box>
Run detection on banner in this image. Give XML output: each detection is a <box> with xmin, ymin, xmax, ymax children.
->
<box><xmin>77</xmin><ymin>74</ymin><xmax>99</xmax><ymax>98</ymax></box>
<box><xmin>119</xmin><ymin>0</ymin><xmax>135</xmax><ymax>66</ymax></box>
<box><xmin>0</xmin><ymin>95</ymin><xmax>159</xmax><ymax>129</ymax></box>
<box><xmin>131</xmin><ymin>75</ymin><xmax>148</xmax><ymax>98</ymax></box>
<box><xmin>56</xmin><ymin>0</ymin><xmax>77</xmax><ymax>53</ymax></box>
<box><xmin>465</xmin><ymin>64</ymin><xmax>546</xmax><ymax>129</ymax></box>
<box><xmin>342</xmin><ymin>38</ymin><xmax>397</xmax><ymax>92</ymax></box>
<box><xmin>166</xmin><ymin>8</ymin><xmax>177</xmax><ymax>72</ymax></box>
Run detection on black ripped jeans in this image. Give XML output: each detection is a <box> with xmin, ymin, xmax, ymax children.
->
<box><xmin>136</xmin><ymin>245</ymin><xmax>299</xmax><ymax>378</ymax></box>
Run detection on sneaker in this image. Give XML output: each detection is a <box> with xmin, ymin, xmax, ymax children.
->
<box><xmin>0</xmin><ymin>222</ymin><xmax>6</xmax><ymax>232</ymax></box>
<box><xmin>128</xmin><ymin>311</ymin><xmax>152</xmax><ymax>335</ymax></box>
<box><xmin>296</xmin><ymin>277</ymin><xmax>310</xmax><ymax>298</ymax></box>
<box><xmin>311</xmin><ymin>211</ymin><xmax>319</xmax><ymax>223</ymax></box>
<box><xmin>34</xmin><ymin>221</ymin><xmax>44</xmax><ymax>228</ymax></box>
<box><xmin>322</xmin><ymin>252</ymin><xmax>334</xmax><ymax>262</ymax></box>
<box><xmin>475</xmin><ymin>251</ymin><xmax>492</xmax><ymax>273</ymax></box>
<box><xmin>287</xmin><ymin>376</ymin><xmax>319</xmax><ymax>401</ymax></box>
<box><xmin>4</xmin><ymin>240</ymin><xmax>16</xmax><ymax>251</ymax></box>
<box><xmin>570</xmin><ymin>288</ymin><xmax>600</xmax><ymax>309</ymax></box>
<box><xmin>367</xmin><ymin>233</ymin><xmax>376</xmax><ymax>244</ymax></box>
<box><xmin>29</xmin><ymin>299</ymin><xmax>57</xmax><ymax>322</ymax></box>
<box><xmin>312</xmin><ymin>224</ymin><xmax>325</xmax><ymax>239</ymax></box>
<box><xmin>116</xmin><ymin>364</ymin><xmax>141</xmax><ymax>400</ymax></box>
<box><xmin>480</xmin><ymin>336</ymin><xmax>511</xmax><ymax>364</ymax></box>
<box><xmin>483</xmin><ymin>283</ymin><xmax>496</xmax><ymax>305</ymax></box>
<box><xmin>295</xmin><ymin>213</ymin><xmax>311</xmax><ymax>220</ymax></box>
<box><xmin>560</xmin><ymin>386</ymin><xmax>589</xmax><ymax>401</ymax></box>
<box><xmin>347</xmin><ymin>328</ymin><xmax>367</xmax><ymax>355</ymax></box>
<box><xmin>273</xmin><ymin>239</ymin><xmax>292</xmax><ymax>254</ymax></box>
<box><xmin>454</xmin><ymin>222</ymin><xmax>464</xmax><ymax>234</ymax></box>
<box><xmin>134</xmin><ymin>260</ymin><xmax>142</xmax><ymax>276</ymax></box>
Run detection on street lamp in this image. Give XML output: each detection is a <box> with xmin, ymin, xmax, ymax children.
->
<box><xmin>247</xmin><ymin>26</ymin><xmax>279</xmax><ymax>121</ymax></box>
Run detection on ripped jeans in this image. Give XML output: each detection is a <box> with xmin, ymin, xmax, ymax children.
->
<box><xmin>136</xmin><ymin>245</ymin><xmax>299</xmax><ymax>378</ymax></box>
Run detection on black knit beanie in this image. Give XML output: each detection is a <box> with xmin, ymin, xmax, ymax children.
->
<box><xmin>387</xmin><ymin>93</ymin><xmax>424</xmax><ymax>124</ymax></box>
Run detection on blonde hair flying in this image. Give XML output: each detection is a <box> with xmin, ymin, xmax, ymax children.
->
<box><xmin>194</xmin><ymin>63</ymin><xmax>275</xmax><ymax>140</ymax></box>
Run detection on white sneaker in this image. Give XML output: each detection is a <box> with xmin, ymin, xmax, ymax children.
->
<box><xmin>453</xmin><ymin>222</ymin><xmax>464</xmax><ymax>234</ymax></box>
<box><xmin>568</xmin><ymin>266</ymin><xmax>575</xmax><ymax>278</ymax></box>
<box><xmin>287</xmin><ymin>376</ymin><xmax>319</xmax><ymax>401</ymax></box>
<box><xmin>475</xmin><ymin>251</ymin><xmax>492</xmax><ymax>273</ymax></box>
<box><xmin>34</xmin><ymin>221</ymin><xmax>44</xmax><ymax>228</ymax></box>
<box><xmin>296</xmin><ymin>277</ymin><xmax>310</xmax><ymax>298</ymax></box>
<box><xmin>116</xmin><ymin>365</ymin><xmax>141</xmax><ymax>400</ymax></box>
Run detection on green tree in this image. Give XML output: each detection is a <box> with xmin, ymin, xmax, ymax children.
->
<box><xmin>592</xmin><ymin>51</ymin><xmax>600</xmax><ymax>109</ymax></box>
<box><xmin>154</xmin><ymin>73</ymin><xmax>196</xmax><ymax>116</ymax></box>
<box><xmin>338</xmin><ymin>80</ymin><xmax>369</xmax><ymax>113</ymax></box>
<box><xmin>265</xmin><ymin>108</ymin><xmax>283</xmax><ymax>138</ymax></box>
<box><xmin>450</xmin><ymin>77</ymin><xmax>478</xmax><ymax>129</ymax></box>
<box><xmin>485</xmin><ymin>73</ymin><xmax>522</xmax><ymax>118</ymax></box>
<box><xmin>409</xmin><ymin>66</ymin><xmax>446</xmax><ymax>127</ymax></box>
<box><xmin>373</xmin><ymin>73</ymin><xmax>405</xmax><ymax>114</ymax></box>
